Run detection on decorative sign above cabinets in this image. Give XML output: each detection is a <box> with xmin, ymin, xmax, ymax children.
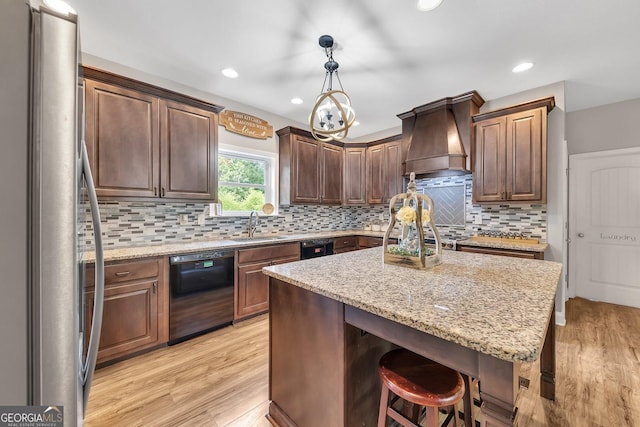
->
<box><xmin>220</xmin><ymin>110</ymin><xmax>273</xmax><ymax>139</ymax></box>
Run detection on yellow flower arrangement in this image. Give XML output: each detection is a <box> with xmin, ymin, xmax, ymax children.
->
<box><xmin>396</xmin><ymin>206</ymin><xmax>416</xmax><ymax>225</ymax></box>
<box><xmin>396</xmin><ymin>206</ymin><xmax>431</xmax><ymax>226</ymax></box>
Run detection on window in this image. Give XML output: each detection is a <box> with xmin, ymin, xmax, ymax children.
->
<box><xmin>218</xmin><ymin>148</ymin><xmax>275</xmax><ymax>214</ymax></box>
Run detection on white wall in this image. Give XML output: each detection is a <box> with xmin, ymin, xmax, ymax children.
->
<box><xmin>481</xmin><ymin>81</ymin><xmax>567</xmax><ymax>325</ymax></box>
<box><xmin>567</xmin><ymin>97</ymin><xmax>640</xmax><ymax>155</ymax></box>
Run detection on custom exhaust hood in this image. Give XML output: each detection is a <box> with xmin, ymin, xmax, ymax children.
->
<box><xmin>398</xmin><ymin>91</ymin><xmax>485</xmax><ymax>177</ymax></box>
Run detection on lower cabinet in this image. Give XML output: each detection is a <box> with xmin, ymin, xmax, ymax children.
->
<box><xmin>456</xmin><ymin>245</ymin><xmax>544</xmax><ymax>260</ymax></box>
<box><xmin>235</xmin><ymin>242</ymin><xmax>300</xmax><ymax>321</ymax></box>
<box><xmin>85</xmin><ymin>256</ymin><xmax>169</xmax><ymax>365</ymax></box>
<box><xmin>357</xmin><ymin>236</ymin><xmax>384</xmax><ymax>249</ymax></box>
<box><xmin>333</xmin><ymin>236</ymin><xmax>358</xmax><ymax>254</ymax></box>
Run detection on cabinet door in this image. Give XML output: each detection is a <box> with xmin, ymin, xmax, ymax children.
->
<box><xmin>160</xmin><ymin>100</ymin><xmax>218</xmax><ymax>200</ymax></box>
<box><xmin>292</xmin><ymin>136</ymin><xmax>321</xmax><ymax>204</ymax></box>
<box><xmin>384</xmin><ymin>141</ymin><xmax>403</xmax><ymax>202</ymax></box>
<box><xmin>473</xmin><ymin>117</ymin><xmax>506</xmax><ymax>203</ymax></box>
<box><xmin>85</xmin><ymin>279</ymin><xmax>158</xmax><ymax>364</ymax></box>
<box><xmin>236</xmin><ymin>260</ymin><xmax>271</xmax><ymax>320</ymax></box>
<box><xmin>85</xmin><ymin>79</ymin><xmax>160</xmax><ymax>198</ymax></box>
<box><xmin>344</xmin><ymin>147</ymin><xmax>367</xmax><ymax>205</ymax></box>
<box><xmin>320</xmin><ymin>143</ymin><xmax>343</xmax><ymax>204</ymax></box>
<box><xmin>366</xmin><ymin>145</ymin><xmax>385</xmax><ymax>204</ymax></box>
<box><xmin>506</xmin><ymin>108</ymin><xmax>545</xmax><ymax>202</ymax></box>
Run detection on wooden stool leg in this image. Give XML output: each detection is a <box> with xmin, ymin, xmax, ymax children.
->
<box><xmin>425</xmin><ymin>407</ymin><xmax>438</xmax><ymax>427</ymax></box>
<box><xmin>402</xmin><ymin>400</ymin><xmax>421</xmax><ymax>424</ymax></box>
<box><xmin>462</xmin><ymin>374</ymin><xmax>473</xmax><ymax>427</ymax></box>
<box><xmin>378</xmin><ymin>383</ymin><xmax>391</xmax><ymax>427</ymax></box>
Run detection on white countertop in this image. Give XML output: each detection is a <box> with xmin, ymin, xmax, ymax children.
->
<box><xmin>263</xmin><ymin>248</ymin><xmax>561</xmax><ymax>363</ymax></box>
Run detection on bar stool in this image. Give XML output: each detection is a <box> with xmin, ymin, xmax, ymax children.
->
<box><xmin>377</xmin><ymin>349</ymin><xmax>465</xmax><ymax>427</ymax></box>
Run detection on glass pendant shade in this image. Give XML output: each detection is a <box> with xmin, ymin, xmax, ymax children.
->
<box><xmin>310</xmin><ymin>90</ymin><xmax>356</xmax><ymax>142</ymax></box>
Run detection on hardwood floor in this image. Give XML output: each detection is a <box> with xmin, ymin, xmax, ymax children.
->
<box><xmin>85</xmin><ymin>315</ymin><xmax>271</xmax><ymax>427</ymax></box>
<box><xmin>514</xmin><ymin>298</ymin><xmax>640</xmax><ymax>427</ymax></box>
<box><xmin>86</xmin><ymin>298</ymin><xmax>640</xmax><ymax>427</ymax></box>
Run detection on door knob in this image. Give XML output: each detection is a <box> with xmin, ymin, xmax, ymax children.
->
<box><xmin>577</xmin><ymin>233</ymin><xmax>585</xmax><ymax>238</ymax></box>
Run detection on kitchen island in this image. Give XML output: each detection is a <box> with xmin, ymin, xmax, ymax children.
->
<box><xmin>263</xmin><ymin>247</ymin><xmax>562</xmax><ymax>427</ymax></box>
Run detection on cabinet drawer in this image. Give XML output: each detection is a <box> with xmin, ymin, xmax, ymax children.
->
<box><xmin>86</xmin><ymin>258</ymin><xmax>160</xmax><ymax>288</ymax></box>
<box><xmin>357</xmin><ymin>236</ymin><xmax>384</xmax><ymax>248</ymax></box>
<box><xmin>334</xmin><ymin>236</ymin><xmax>357</xmax><ymax>250</ymax></box>
<box><xmin>237</xmin><ymin>242</ymin><xmax>300</xmax><ymax>264</ymax></box>
<box><xmin>456</xmin><ymin>245</ymin><xmax>543</xmax><ymax>260</ymax></box>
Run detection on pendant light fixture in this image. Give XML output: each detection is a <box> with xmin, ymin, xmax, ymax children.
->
<box><xmin>309</xmin><ymin>35</ymin><xmax>356</xmax><ymax>142</ymax></box>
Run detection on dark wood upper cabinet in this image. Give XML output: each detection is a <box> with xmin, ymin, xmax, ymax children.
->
<box><xmin>85</xmin><ymin>79</ymin><xmax>160</xmax><ymax>198</ymax></box>
<box><xmin>320</xmin><ymin>143</ymin><xmax>344</xmax><ymax>205</ymax></box>
<box><xmin>384</xmin><ymin>140</ymin><xmax>403</xmax><ymax>203</ymax></box>
<box><xmin>472</xmin><ymin>97</ymin><xmax>554</xmax><ymax>204</ymax></box>
<box><xmin>343</xmin><ymin>146</ymin><xmax>367</xmax><ymax>205</ymax></box>
<box><xmin>473</xmin><ymin>116</ymin><xmax>506</xmax><ymax>202</ymax></box>
<box><xmin>160</xmin><ymin>100</ymin><xmax>218</xmax><ymax>200</ymax></box>
<box><xmin>278</xmin><ymin>127</ymin><xmax>403</xmax><ymax>206</ymax></box>
<box><xmin>83</xmin><ymin>67</ymin><xmax>223</xmax><ymax>201</ymax></box>
<box><xmin>277</xmin><ymin>127</ymin><xmax>343</xmax><ymax>206</ymax></box>
<box><xmin>366</xmin><ymin>136</ymin><xmax>403</xmax><ymax>205</ymax></box>
<box><xmin>366</xmin><ymin>144</ymin><xmax>385</xmax><ymax>204</ymax></box>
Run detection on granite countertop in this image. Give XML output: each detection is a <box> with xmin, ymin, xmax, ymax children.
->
<box><xmin>457</xmin><ymin>238</ymin><xmax>549</xmax><ymax>253</ymax></box>
<box><xmin>85</xmin><ymin>230</ymin><xmax>394</xmax><ymax>263</ymax></box>
<box><xmin>263</xmin><ymin>248</ymin><xmax>561</xmax><ymax>363</ymax></box>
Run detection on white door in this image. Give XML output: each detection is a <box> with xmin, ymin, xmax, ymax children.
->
<box><xmin>569</xmin><ymin>147</ymin><xmax>640</xmax><ymax>308</ymax></box>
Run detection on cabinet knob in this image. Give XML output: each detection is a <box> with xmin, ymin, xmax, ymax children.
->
<box><xmin>154</xmin><ymin>187</ymin><xmax>157</xmax><ymax>196</ymax></box>
<box><xmin>152</xmin><ymin>282</ymin><xmax>157</xmax><ymax>293</ymax></box>
<box><xmin>114</xmin><ymin>271</ymin><xmax>130</xmax><ymax>277</ymax></box>
<box><xmin>577</xmin><ymin>233</ymin><xmax>585</xmax><ymax>238</ymax></box>
<box><xmin>161</xmin><ymin>187</ymin><xmax>165</xmax><ymax>197</ymax></box>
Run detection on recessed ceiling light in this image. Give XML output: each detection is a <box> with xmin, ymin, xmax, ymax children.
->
<box><xmin>43</xmin><ymin>0</ymin><xmax>76</xmax><ymax>15</ymax></box>
<box><xmin>416</xmin><ymin>0</ymin><xmax>444</xmax><ymax>11</ymax></box>
<box><xmin>290</xmin><ymin>97</ymin><xmax>303</xmax><ymax>105</ymax></box>
<box><xmin>512</xmin><ymin>62</ymin><xmax>534</xmax><ymax>73</ymax></box>
<box><xmin>221</xmin><ymin>68</ymin><xmax>238</xmax><ymax>79</ymax></box>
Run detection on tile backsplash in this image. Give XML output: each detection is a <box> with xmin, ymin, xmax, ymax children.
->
<box><xmin>84</xmin><ymin>175</ymin><xmax>546</xmax><ymax>248</ymax></box>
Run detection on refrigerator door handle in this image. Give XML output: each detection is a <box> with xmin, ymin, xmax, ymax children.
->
<box><xmin>80</xmin><ymin>140</ymin><xmax>104</xmax><ymax>411</ymax></box>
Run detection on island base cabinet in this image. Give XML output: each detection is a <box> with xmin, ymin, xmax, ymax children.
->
<box><xmin>268</xmin><ymin>278</ymin><xmax>398</xmax><ymax>427</ymax></box>
<box><xmin>269</xmin><ymin>279</ymin><xmax>345</xmax><ymax>427</ymax></box>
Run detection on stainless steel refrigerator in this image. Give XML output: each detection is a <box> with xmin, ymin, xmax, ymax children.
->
<box><xmin>0</xmin><ymin>0</ymin><xmax>105</xmax><ymax>425</ymax></box>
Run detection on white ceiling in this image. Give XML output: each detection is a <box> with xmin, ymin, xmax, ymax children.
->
<box><xmin>71</xmin><ymin>0</ymin><xmax>640</xmax><ymax>140</ymax></box>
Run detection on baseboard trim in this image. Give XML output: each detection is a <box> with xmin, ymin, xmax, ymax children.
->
<box><xmin>267</xmin><ymin>401</ymin><xmax>298</xmax><ymax>427</ymax></box>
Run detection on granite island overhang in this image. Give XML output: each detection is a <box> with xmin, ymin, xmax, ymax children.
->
<box><xmin>263</xmin><ymin>247</ymin><xmax>562</xmax><ymax>427</ymax></box>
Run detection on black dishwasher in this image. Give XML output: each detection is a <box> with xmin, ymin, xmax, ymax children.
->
<box><xmin>169</xmin><ymin>250</ymin><xmax>234</xmax><ymax>344</ymax></box>
<box><xmin>300</xmin><ymin>238</ymin><xmax>334</xmax><ymax>259</ymax></box>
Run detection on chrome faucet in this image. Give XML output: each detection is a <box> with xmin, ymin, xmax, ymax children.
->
<box><xmin>247</xmin><ymin>210</ymin><xmax>260</xmax><ymax>238</ymax></box>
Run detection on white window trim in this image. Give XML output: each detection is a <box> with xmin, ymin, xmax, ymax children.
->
<box><xmin>218</xmin><ymin>144</ymin><xmax>278</xmax><ymax>216</ymax></box>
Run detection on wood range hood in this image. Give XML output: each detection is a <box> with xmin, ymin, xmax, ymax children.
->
<box><xmin>398</xmin><ymin>91</ymin><xmax>485</xmax><ymax>177</ymax></box>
